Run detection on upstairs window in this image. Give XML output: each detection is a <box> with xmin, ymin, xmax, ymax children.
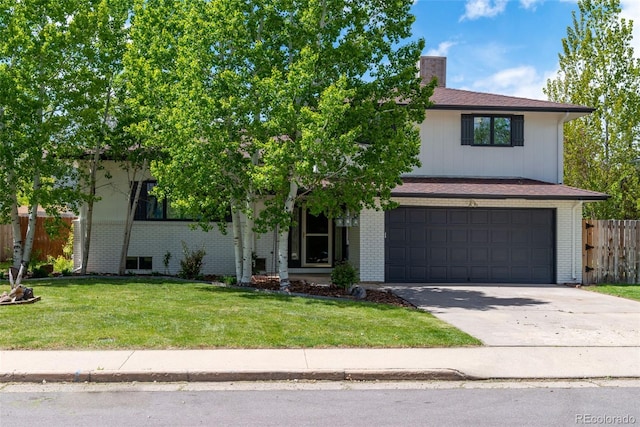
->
<box><xmin>131</xmin><ymin>181</ymin><xmax>190</xmax><ymax>221</ymax></box>
<box><xmin>461</xmin><ymin>114</ymin><xmax>524</xmax><ymax>147</ymax></box>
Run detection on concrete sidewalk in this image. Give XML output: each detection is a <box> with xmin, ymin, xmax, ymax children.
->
<box><xmin>2</xmin><ymin>347</ymin><xmax>639</xmax><ymax>383</ymax></box>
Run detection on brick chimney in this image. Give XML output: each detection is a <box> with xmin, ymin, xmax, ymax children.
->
<box><xmin>419</xmin><ymin>56</ymin><xmax>446</xmax><ymax>88</ymax></box>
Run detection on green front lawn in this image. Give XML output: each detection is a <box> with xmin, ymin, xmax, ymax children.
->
<box><xmin>586</xmin><ymin>283</ymin><xmax>640</xmax><ymax>302</ymax></box>
<box><xmin>0</xmin><ymin>278</ymin><xmax>480</xmax><ymax>349</ymax></box>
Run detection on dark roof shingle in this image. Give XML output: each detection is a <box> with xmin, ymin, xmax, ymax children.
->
<box><xmin>425</xmin><ymin>87</ymin><xmax>594</xmax><ymax>113</ymax></box>
<box><xmin>393</xmin><ymin>177</ymin><xmax>608</xmax><ymax>201</ymax></box>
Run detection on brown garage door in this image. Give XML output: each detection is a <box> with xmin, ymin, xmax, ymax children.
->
<box><xmin>385</xmin><ymin>207</ymin><xmax>555</xmax><ymax>283</ymax></box>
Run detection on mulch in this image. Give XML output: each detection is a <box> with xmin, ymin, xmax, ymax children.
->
<box><xmin>206</xmin><ymin>276</ymin><xmax>415</xmax><ymax>309</ymax></box>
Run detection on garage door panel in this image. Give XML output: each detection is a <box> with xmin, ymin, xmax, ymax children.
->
<box><xmin>388</xmin><ymin>228</ymin><xmax>406</xmax><ymax>242</ymax></box>
<box><xmin>387</xmin><ymin>248</ymin><xmax>407</xmax><ymax>267</ymax></box>
<box><xmin>429</xmin><ymin>229</ymin><xmax>447</xmax><ymax>243</ymax></box>
<box><xmin>428</xmin><ymin>210</ymin><xmax>447</xmax><ymax>224</ymax></box>
<box><xmin>450</xmin><ymin>248</ymin><xmax>468</xmax><ymax>263</ymax></box>
<box><xmin>491</xmin><ymin>211</ymin><xmax>510</xmax><ymax>224</ymax></box>
<box><xmin>409</xmin><ymin>247</ymin><xmax>426</xmax><ymax>263</ymax></box>
<box><xmin>470</xmin><ymin>210</ymin><xmax>489</xmax><ymax>224</ymax></box>
<box><xmin>449</xmin><ymin>229</ymin><xmax>468</xmax><ymax>243</ymax></box>
<box><xmin>511</xmin><ymin>248</ymin><xmax>530</xmax><ymax>264</ymax></box>
<box><xmin>408</xmin><ymin>209</ymin><xmax>426</xmax><ymax>223</ymax></box>
<box><xmin>449</xmin><ymin>266</ymin><xmax>469</xmax><ymax>280</ymax></box>
<box><xmin>511</xmin><ymin>211</ymin><xmax>530</xmax><ymax>224</ymax></box>
<box><xmin>385</xmin><ymin>207</ymin><xmax>555</xmax><ymax>283</ymax></box>
<box><xmin>491</xmin><ymin>229</ymin><xmax>509</xmax><ymax>244</ymax></box>
<box><xmin>511</xmin><ymin>229</ymin><xmax>529</xmax><ymax>244</ymax></box>
<box><xmin>428</xmin><ymin>248</ymin><xmax>446</xmax><ymax>263</ymax></box>
<box><xmin>470</xmin><ymin>266</ymin><xmax>489</xmax><ymax>281</ymax></box>
<box><xmin>470</xmin><ymin>247</ymin><xmax>489</xmax><ymax>262</ymax></box>
<box><xmin>490</xmin><ymin>266</ymin><xmax>510</xmax><ymax>281</ymax></box>
<box><xmin>491</xmin><ymin>248</ymin><xmax>509</xmax><ymax>262</ymax></box>
<box><xmin>471</xmin><ymin>229</ymin><xmax>489</xmax><ymax>244</ymax></box>
<box><xmin>449</xmin><ymin>211</ymin><xmax>469</xmax><ymax>224</ymax></box>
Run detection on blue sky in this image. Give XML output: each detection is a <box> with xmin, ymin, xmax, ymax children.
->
<box><xmin>410</xmin><ymin>0</ymin><xmax>640</xmax><ymax>100</ymax></box>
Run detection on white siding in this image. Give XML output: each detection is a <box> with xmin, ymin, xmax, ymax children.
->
<box><xmin>411</xmin><ymin>110</ymin><xmax>564</xmax><ymax>183</ymax></box>
<box><xmin>359</xmin><ymin>198</ymin><xmax>583</xmax><ymax>284</ymax></box>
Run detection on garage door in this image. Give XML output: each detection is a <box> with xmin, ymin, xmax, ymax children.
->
<box><xmin>385</xmin><ymin>207</ymin><xmax>555</xmax><ymax>283</ymax></box>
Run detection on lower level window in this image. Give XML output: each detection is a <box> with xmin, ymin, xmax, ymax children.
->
<box><xmin>126</xmin><ymin>256</ymin><xmax>153</xmax><ymax>270</ymax></box>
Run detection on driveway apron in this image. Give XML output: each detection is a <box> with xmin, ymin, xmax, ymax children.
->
<box><xmin>389</xmin><ymin>284</ymin><xmax>640</xmax><ymax>346</ymax></box>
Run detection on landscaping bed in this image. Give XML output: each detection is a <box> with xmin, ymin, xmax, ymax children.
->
<box><xmin>242</xmin><ymin>277</ymin><xmax>415</xmax><ymax>308</ymax></box>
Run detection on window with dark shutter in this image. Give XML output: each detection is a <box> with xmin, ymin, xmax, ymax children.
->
<box><xmin>460</xmin><ymin>114</ymin><xmax>524</xmax><ymax>147</ymax></box>
<box><xmin>512</xmin><ymin>115</ymin><xmax>524</xmax><ymax>146</ymax></box>
<box><xmin>461</xmin><ymin>114</ymin><xmax>474</xmax><ymax>145</ymax></box>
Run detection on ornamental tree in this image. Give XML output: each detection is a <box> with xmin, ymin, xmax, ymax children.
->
<box><xmin>0</xmin><ymin>0</ymin><xmax>90</xmax><ymax>278</ymax></box>
<box><xmin>127</xmin><ymin>0</ymin><xmax>433</xmax><ymax>287</ymax></box>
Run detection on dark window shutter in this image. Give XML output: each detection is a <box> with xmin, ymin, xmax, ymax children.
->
<box><xmin>512</xmin><ymin>115</ymin><xmax>524</xmax><ymax>146</ymax></box>
<box><xmin>461</xmin><ymin>114</ymin><xmax>474</xmax><ymax>145</ymax></box>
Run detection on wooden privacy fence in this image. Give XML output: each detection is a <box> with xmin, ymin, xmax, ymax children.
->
<box><xmin>0</xmin><ymin>217</ymin><xmax>73</xmax><ymax>263</ymax></box>
<box><xmin>583</xmin><ymin>220</ymin><xmax>640</xmax><ymax>284</ymax></box>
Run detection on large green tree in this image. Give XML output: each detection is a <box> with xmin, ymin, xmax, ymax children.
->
<box><xmin>0</xmin><ymin>0</ymin><xmax>91</xmax><ymax>277</ymax></box>
<box><xmin>66</xmin><ymin>0</ymin><xmax>136</xmax><ymax>275</ymax></box>
<box><xmin>127</xmin><ymin>0</ymin><xmax>433</xmax><ymax>287</ymax></box>
<box><xmin>545</xmin><ymin>0</ymin><xmax>640</xmax><ymax>219</ymax></box>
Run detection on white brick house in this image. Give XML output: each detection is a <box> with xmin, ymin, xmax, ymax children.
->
<box><xmin>74</xmin><ymin>57</ymin><xmax>607</xmax><ymax>284</ymax></box>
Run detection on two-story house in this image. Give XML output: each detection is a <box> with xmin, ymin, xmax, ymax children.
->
<box><xmin>74</xmin><ymin>56</ymin><xmax>607</xmax><ymax>284</ymax></box>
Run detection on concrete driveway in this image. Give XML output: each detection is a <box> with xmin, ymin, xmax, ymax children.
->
<box><xmin>389</xmin><ymin>283</ymin><xmax>640</xmax><ymax>346</ymax></box>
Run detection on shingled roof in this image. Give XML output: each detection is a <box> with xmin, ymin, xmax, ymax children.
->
<box><xmin>427</xmin><ymin>87</ymin><xmax>594</xmax><ymax>113</ymax></box>
<box><xmin>392</xmin><ymin>177</ymin><xmax>609</xmax><ymax>201</ymax></box>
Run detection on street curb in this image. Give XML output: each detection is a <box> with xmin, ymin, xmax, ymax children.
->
<box><xmin>0</xmin><ymin>369</ymin><xmax>470</xmax><ymax>383</ymax></box>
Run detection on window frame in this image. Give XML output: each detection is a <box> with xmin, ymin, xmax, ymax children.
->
<box><xmin>130</xmin><ymin>180</ymin><xmax>232</xmax><ymax>222</ymax></box>
<box><xmin>130</xmin><ymin>180</ymin><xmax>191</xmax><ymax>221</ymax></box>
<box><xmin>461</xmin><ymin>114</ymin><xmax>524</xmax><ymax>147</ymax></box>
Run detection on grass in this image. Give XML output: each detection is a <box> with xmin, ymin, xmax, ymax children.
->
<box><xmin>586</xmin><ymin>283</ymin><xmax>640</xmax><ymax>302</ymax></box>
<box><xmin>0</xmin><ymin>277</ymin><xmax>481</xmax><ymax>350</ymax></box>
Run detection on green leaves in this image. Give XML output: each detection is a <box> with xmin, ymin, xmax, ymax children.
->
<box><xmin>545</xmin><ymin>0</ymin><xmax>640</xmax><ymax>219</ymax></box>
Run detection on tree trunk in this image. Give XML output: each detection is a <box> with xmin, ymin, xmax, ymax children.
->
<box><xmin>278</xmin><ymin>181</ymin><xmax>298</xmax><ymax>291</ymax></box>
<box><xmin>82</xmin><ymin>82</ymin><xmax>113</xmax><ymax>275</ymax></box>
<box><xmin>9</xmin><ymin>182</ymin><xmax>22</xmax><ymax>270</ymax></box>
<box><xmin>21</xmin><ymin>169</ymin><xmax>41</xmax><ymax>272</ymax></box>
<box><xmin>231</xmin><ymin>204</ymin><xmax>243</xmax><ymax>283</ymax></box>
<box><xmin>240</xmin><ymin>202</ymin><xmax>254</xmax><ymax>285</ymax></box>
<box><xmin>81</xmin><ymin>168</ymin><xmax>97</xmax><ymax>275</ymax></box>
<box><xmin>118</xmin><ymin>159</ymin><xmax>148</xmax><ymax>275</ymax></box>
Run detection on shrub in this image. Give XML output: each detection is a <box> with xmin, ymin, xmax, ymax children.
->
<box><xmin>178</xmin><ymin>242</ymin><xmax>206</xmax><ymax>280</ymax></box>
<box><xmin>222</xmin><ymin>275</ymin><xmax>237</xmax><ymax>286</ymax></box>
<box><xmin>48</xmin><ymin>255</ymin><xmax>74</xmax><ymax>275</ymax></box>
<box><xmin>31</xmin><ymin>266</ymin><xmax>50</xmax><ymax>278</ymax></box>
<box><xmin>331</xmin><ymin>261</ymin><xmax>359</xmax><ymax>290</ymax></box>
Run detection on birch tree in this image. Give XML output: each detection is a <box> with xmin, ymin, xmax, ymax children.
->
<box><xmin>68</xmin><ymin>0</ymin><xmax>134</xmax><ymax>274</ymax></box>
<box><xmin>128</xmin><ymin>0</ymin><xmax>433</xmax><ymax>288</ymax></box>
<box><xmin>545</xmin><ymin>0</ymin><xmax>640</xmax><ymax>219</ymax></box>
<box><xmin>0</xmin><ymin>0</ymin><xmax>88</xmax><ymax>280</ymax></box>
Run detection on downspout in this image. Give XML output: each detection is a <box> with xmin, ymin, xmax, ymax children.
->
<box><xmin>557</xmin><ymin>112</ymin><xmax>570</xmax><ymax>184</ymax></box>
<box><xmin>571</xmin><ymin>201</ymin><xmax>582</xmax><ymax>282</ymax></box>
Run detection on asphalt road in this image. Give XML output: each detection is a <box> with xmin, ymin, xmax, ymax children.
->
<box><xmin>1</xmin><ymin>380</ymin><xmax>639</xmax><ymax>426</ymax></box>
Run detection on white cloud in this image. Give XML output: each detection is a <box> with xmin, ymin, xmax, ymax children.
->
<box><xmin>425</xmin><ymin>41</ymin><xmax>457</xmax><ymax>57</ymax></box>
<box><xmin>470</xmin><ymin>65</ymin><xmax>558</xmax><ymax>100</ymax></box>
<box><xmin>519</xmin><ymin>0</ymin><xmax>542</xmax><ymax>10</ymax></box>
<box><xmin>460</xmin><ymin>0</ymin><xmax>508</xmax><ymax>21</ymax></box>
<box><xmin>621</xmin><ymin>0</ymin><xmax>640</xmax><ymax>58</ymax></box>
